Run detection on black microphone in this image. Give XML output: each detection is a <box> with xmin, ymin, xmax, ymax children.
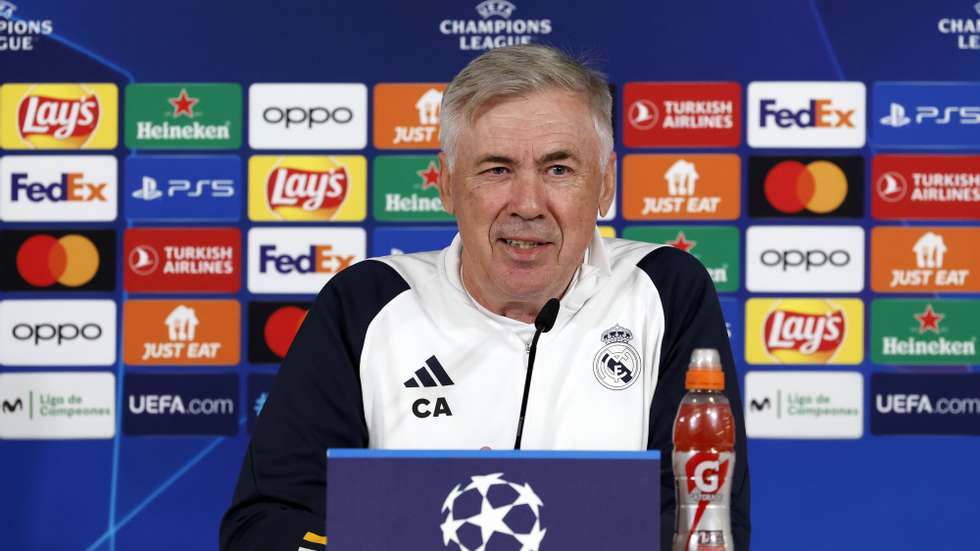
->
<box><xmin>514</xmin><ymin>298</ymin><xmax>560</xmax><ymax>449</ymax></box>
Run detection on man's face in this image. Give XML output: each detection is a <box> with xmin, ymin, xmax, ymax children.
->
<box><xmin>437</xmin><ymin>89</ymin><xmax>615</xmax><ymax>311</ymax></box>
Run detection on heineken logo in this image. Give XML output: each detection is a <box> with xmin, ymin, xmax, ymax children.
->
<box><xmin>125</xmin><ymin>83</ymin><xmax>241</xmax><ymax>149</ymax></box>
<box><xmin>373</xmin><ymin>155</ymin><xmax>453</xmax><ymax>221</ymax></box>
<box><xmin>914</xmin><ymin>304</ymin><xmax>944</xmax><ymax>334</ymax></box>
<box><xmin>666</xmin><ymin>231</ymin><xmax>695</xmax><ymax>252</ymax></box>
<box><xmin>168</xmin><ymin>88</ymin><xmax>199</xmax><ymax>118</ymax></box>
<box><xmin>623</xmin><ymin>226</ymin><xmax>739</xmax><ymax>292</ymax></box>
<box><xmin>871</xmin><ymin>299</ymin><xmax>979</xmax><ymax>365</ymax></box>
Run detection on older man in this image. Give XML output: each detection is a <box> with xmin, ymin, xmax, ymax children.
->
<box><xmin>221</xmin><ymin>44</ymin><xmax>750</xmax><ymax>551</ymax></box>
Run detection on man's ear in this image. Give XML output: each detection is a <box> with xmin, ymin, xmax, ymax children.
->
<box><xmin>598</xmin><ymin>151</ymin><xmax>616</xmax><ymax>217</ymax></box>
<box><xmin>437</xmin><ymin>152</ymin><xmax>455</xmax><ymax>215</ymax></box>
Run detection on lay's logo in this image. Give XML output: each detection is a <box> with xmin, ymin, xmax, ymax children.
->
<box><xmin>248</xmin><ymin>156</ymin><xmax>366</xmax><ymax>221</ymax></box>
<box><xmin>746</xmin><ymin>298</ymin><xmax>864</xmax><ymax>365</ymax></box>
<box><xmin>1</xmin><ymin>84</ymin><xmax>118</xmax><ymax>149</ymax></box>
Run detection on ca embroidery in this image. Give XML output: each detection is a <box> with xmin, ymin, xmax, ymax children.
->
<box><xmin>593</xmin><ymin>324</ymin><xmax>642</xmax><ymax>390</ymax></box>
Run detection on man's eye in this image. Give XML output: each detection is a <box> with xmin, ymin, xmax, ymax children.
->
<box><xmin>484</xmin><ymin>166</ymin><xmax>509</xmax><ymax>175</ymax></box>
<box><xmin>548</xmin><ymin>165</ymin><xmax>570</xmax><ymax>176</ymax></box>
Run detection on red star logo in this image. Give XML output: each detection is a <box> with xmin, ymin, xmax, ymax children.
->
<box><xmin>417</xmin><ymin>160</ymin><xmax>440</xmax><ymax>190</ymax></box>
<box><xmin>914</xmin><ymin>304</ymin><xmax>944</xmax><ymax>334</ymax></box>
<box><xmin>667</xmin><ymin>231</ymin><xmax>696</xmax><ymax>252</ymax></box>
<box><xmin>168</xmin><ymin>88</ymin><xmax>199</xmax><ymax>118</ymax></box>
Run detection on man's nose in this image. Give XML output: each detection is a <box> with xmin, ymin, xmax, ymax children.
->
<box><xmin>508</xmin><ymin>169</ymin><xmax>546</xmax><ymax>220</ymax></box>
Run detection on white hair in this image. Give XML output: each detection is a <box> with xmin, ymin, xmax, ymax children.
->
<box><xmin>440</xmin><ymin>44</ymin><xmax>613</xmax><ymax>171</ymax></box>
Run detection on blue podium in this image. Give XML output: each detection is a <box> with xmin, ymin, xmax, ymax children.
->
<box><xmin>325</xmin><ymin>449</ymin><xmax>660</xmax><ymax>550</ymax></box>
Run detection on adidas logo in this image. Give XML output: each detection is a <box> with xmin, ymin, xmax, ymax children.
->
<box><xmin>403</xmin><ymin>355</ymin><xmax>454</xmax><ymax>388</ymax></box>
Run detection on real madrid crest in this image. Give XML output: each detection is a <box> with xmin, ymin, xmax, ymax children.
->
<box><xmin>593</xmin><ymin>324</ymin><xmax>642</xmax><ymax>390</ymax></box>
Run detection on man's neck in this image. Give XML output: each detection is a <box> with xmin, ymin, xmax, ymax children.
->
<box><xmin>459</xmin><ymin>263</ymin><xmax>573</xmax><ymax>325</ymax></box>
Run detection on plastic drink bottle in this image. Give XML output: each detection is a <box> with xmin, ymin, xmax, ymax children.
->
<box><xmin>672</xmin><ymin>348</ymin><xmax>735</xmax><ymax>551</ymax></box>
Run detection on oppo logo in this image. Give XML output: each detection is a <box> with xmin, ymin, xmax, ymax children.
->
<box><xmin>12</xmin><ymin>322</ymin><xmax>103</xmax><ymax>345</ymax></box>
<box><xmin>262</xmin><ymin>106</ymin><xmax>353</xmax><ymax>128</ymax></box>
<box><xmin>759</xmin><ymin>248</ymin><xmax>851</xmax><ymax>271</ymax></box>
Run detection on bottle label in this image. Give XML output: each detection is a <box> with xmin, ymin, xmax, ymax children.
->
<box><xmin>672</xmin><ymin>450</ymin><xmax>734</xmax><ymax>551</ymax></box>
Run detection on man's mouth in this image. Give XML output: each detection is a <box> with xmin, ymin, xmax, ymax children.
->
<box><xmin>502</xmin><ymin>239</ymin><xmax>547</xmax><ymax>249</ymax></box>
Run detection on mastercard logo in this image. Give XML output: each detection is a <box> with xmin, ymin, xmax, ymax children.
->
<box><xmin>763</xmin><ymin>160</ymin><xmax>848</xmax><ymax>214</ymax></box>
<box><xmin>263</xmin><ymin>305</ymin><xmax>307</xmax><ymax>358</ymax></box>
<box><xmin>15</xmin><ymin>234</ymin><xmax>100</xmax><ymax>287</ymax></box>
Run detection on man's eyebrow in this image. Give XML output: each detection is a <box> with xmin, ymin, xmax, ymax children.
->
<box><xmin>537</xmin><ymin>150</ymin><xmax>577</xmax><ymax>165</ymax></box>
<box><xmin>476</xmin><ymin>154</ymin><xmax>514</xmax><ymax>165</ymax></box>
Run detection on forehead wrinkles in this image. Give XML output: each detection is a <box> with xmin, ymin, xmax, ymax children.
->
<box><xmin>459</xmin><ymin>93</ymin><xmax>596</xmax><ymax>162</ymax></box>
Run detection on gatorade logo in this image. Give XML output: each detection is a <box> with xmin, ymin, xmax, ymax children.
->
<box><xmin>0</xmin><ymin>230</ymin><xmax>115</xmax><ymax>291</ymax></box>
<box><xmin>0</xmin><ymin>83</ymin><xmax>118</xmax><ymax>149</ymax></box>
<box><xmin>685</xmin><ymin>451</ymin><xmax>730</xmax><ymax>494</ymax></box>
<box><xmin>748</xmin><ymin>156</ymin><xmax>863</xmax><ymax>218</ymax></box>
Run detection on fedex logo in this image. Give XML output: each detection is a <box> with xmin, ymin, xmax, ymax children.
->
<box><xmin>759</xmin><ymin>99</ymin><xmax>854</xmax><ymax>128</ymax></box>
<box><xmin>248</xmin><ymin>227</ymin><xmax>365</xmax><ymax>294</ymax></box>
<box><xmin>258</xmin><ymin>244</ymin><xmax>355</xmax><ymax>274</ymax></box>
<box><xmin>748</xmin><ymin>82</ymin><xmax>865</xmax><ymax>148</ymax></box>
<box><xmin>10</xmin><ymin>172</ymin><xmax>107</xmax><ymax>202</ymax></box>
<box><xmin>0</xmin><ymin>155</ymin><xmax>117</xmax><ymax>221</ymax></box>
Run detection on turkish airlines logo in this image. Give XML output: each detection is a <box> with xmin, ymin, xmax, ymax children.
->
<box><xmin>123</xmin><ymin>228</ymin><xmax>240</xmax><ymax>292</ymax></box>
<box><xmin>627</xmin><ymin>99</ymin><xmax>659</xmax><ymax>130</ymax></box>
<box><xmin>0</xmin><ymin>299</ymin><xmax>116</xmax><ymax>366</ymax></box>
<box><xmin>871</xmin><ymin>155</ymin><xmax>980</xmax><ymax>220</ymax></box>
<box><xmin>623</xmin><ymin>82</ymin><xmax>741</xmax><ymax>147</ymax></box>
<box><xmin>123</xmin><ymin>300</ymin><xmax>240</xmax><ymax>365</ymax></box>
<box><xmin>747</xmin><ymin>82</ymin><xmax>865</xmax><ymax>148</ymax></box>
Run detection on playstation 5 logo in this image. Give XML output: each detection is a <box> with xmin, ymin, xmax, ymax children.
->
<box><xmin>880</xmin><ymin>103</ymin><xmax>911</xmax><ymax>128</ymax></box>
<box><xmin>133</xmin><ymin>176</ymin><xmax>164</xmax><ymax>200</ymax></box>
<box><xmin>132</xmin><ymin>175</ymin><xmax>234</xmax><ymax>200</ymax></box>
<box><xmin>880</xmin><ymin>101</ymin><xmax>980</xmax><ymax>127</ymax></box>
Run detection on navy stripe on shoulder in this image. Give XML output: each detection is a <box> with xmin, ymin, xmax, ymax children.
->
<box><xmin>321</xmin><ymin>259</ymin><xmax>411</xmax><ymax>361</ymax></box>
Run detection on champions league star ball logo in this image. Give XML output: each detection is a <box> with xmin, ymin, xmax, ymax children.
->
<box><xmin>440</xmin><ymin>473</ymin><xmax>546</xmax><ymax>551</ymax></box>
<box><xmin>593</xmin><ymin>324</ymin><xmax>642</xmax><ymax>390</ymax></box>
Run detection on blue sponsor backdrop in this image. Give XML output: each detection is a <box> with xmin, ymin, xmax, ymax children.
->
<box><xmin>1</xmin><ymin>1</ymin><xmax>979</xmax><ymax>551</ymax></box>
